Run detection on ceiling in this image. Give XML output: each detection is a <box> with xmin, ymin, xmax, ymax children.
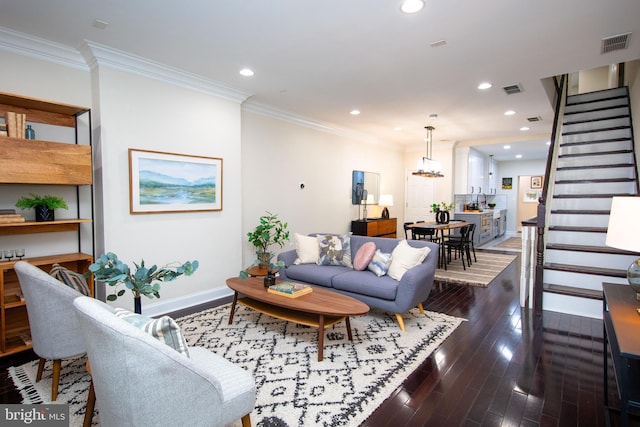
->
<box><xmin>1</xmin><ymin>0</ymin><xmax>639</xmax><ymax>160</ymax></box>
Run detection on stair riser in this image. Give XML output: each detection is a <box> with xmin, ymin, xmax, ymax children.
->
<box><xmin>562</xmin><ymin>128</ymin><xmax>632</xmax><ymax>143</ymax></box>
<box><xmin>548</xmin><ymin>215</ymin><xmax>610</xmax><ymax>227</ymax></box>
<box><xmin>545</xmin><ymin>250</ymin><xmax>635</xmax><ymax>270</ymax></box>
<box><xmin>565</xmin><ymin>97</ymin><xmax>629</xmax><ymax>114</ymax></box>
<box><xmin>566</xmin><ymin>87</ymin><xmax>628</xmax><ymax>104</ymax></box>
<box><xmin>542</xmin><ymin>293</ymin><xmax>603</xmax><ymax>319</ymax></box>
<box><xmin>559</xmin><ymin>140</ymin><xmax>632</xmax><ymax>156</ymax></box>
<box><xmin>543</xmin><ymin>269</ymin><xmax>625</xmax><ymax>291</ymax></box>
<box><xmin>553</xmin><ymin>181</ymin><xmax>636</xmax><ymax>195</ymax></box>
<box><xmin>555</xmin><ymin>167</ymin><xmax>636</xmax><ymax>181</ymax></box>
<box><xmin>557</xmin><ymin>153</ymin><xmax>633</xmax><ymax>167</ymax></box>
<box><xmin>549</xmin><ymin>198</ymin><xmax>613</xmax><ymax>211</ymax></box>
<box><xmin>563</xmin><ymin>117</ymin><xmax>630</xmax><ymax>134</ymax></box>
<box><xmin>546</xmin><ymin>230</ymin><xmax>607</xmax><ymax>246</ymax></box>
<box><xmin>564</xmin><ymin>107</ymin><xmax>630</xmax><ymax>123</ymax></box>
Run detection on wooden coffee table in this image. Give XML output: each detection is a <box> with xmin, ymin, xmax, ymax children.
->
<box><xmin>226</xmin><ymin>277</ymin><xmax>369</xmax><ymax>361</ymax></box>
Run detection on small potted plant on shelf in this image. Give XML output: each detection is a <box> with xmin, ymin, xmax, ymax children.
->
<box><xmin>15</xmin><ymin>193</ymin><xmax>68</xmax><ymax>222</ymax></box>
<box><xmin>89</xmin><ymin>252</ymin><xmax>199</xmax><ymax>313</ymax></box>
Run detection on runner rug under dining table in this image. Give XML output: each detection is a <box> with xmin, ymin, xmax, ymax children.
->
<box><xmin>434</xmin><ymin>251</ymin><xmax>518</xmax><ymax>287</ymax></box>
<box><xmin>8</xmin><ymin>302</ymin><xmax>463</xmax><ymax>427</ymax></box>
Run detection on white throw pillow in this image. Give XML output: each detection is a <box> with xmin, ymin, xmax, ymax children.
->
<box><xmin>294</xmin><ymin>233</ymin><xmax>320</xmax><ymax>264</ymax></box>
<box><xmin>387</xmin><ymin>240</ymin><xmax>431</xmax><ymax>281</ymax></box>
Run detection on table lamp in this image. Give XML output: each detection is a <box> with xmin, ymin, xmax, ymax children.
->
<box><xmin>605</xmin><ymin>196</ymin><xmax>640</xmax><ymax>299</ymax></box>
<box><xmin>379</xmin><ymin>194</ymin><xmax>394</xmax><ymax>219</ymax></box>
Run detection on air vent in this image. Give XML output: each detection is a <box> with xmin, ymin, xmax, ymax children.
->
<box><xmin>527</xmin><ymin>116</ymin><xmax>542</xmax><ymax>122</ymax></box>
<box><xmin>601</xmin><ymin>32</ymin><xmax>631</xmax><ymax>54</ymax></box>
<box><xmin>503</xmin><ymin>83</ymin><xmax>524</xmax><ymax>95</ymax></box>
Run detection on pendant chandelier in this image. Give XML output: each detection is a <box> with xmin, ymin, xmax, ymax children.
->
<box><xmin>412</xmin><ymin>125</ymin><xmax>444</xmax><ymax>178</ymax></box>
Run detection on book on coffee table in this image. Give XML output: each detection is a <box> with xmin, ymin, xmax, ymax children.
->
<box><xmin>268</xmin><ymin>282</ymin><xmax>313</xmax><ymax>298</ymax></box>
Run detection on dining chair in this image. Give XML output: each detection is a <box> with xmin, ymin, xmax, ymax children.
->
<box><xmin>443</xmin><ymin>224</ymin><xmax>471</xmax><ymax>269</ymax></box>
<box><xmin>413</xmin><ymin>221</ymin><xmax>440</xmax><ymax>243</ymax></box>
<box><xmin>403</xmin><ymin>222</ymin><xmax>414</xmax><ymax>239</ymax></box>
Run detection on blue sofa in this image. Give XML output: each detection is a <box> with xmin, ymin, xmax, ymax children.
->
<box><xmin>277</xmin><ymin>234</ymin><xmax>439</xmax><ymax>331</ymax></box>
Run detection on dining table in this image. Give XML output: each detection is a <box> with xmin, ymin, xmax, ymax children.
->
<box><xmin>407</xmin><ymin>220</ymin><xmax>469</xmax><ymax>270</ymax></box>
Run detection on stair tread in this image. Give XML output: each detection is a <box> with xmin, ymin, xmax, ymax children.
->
<box><xmin>560</xmin><ymin>137</ymin><xmax>631</xmax><ymax>147</ymax></box>
<box><xmin>562</xmin><ymin>125</ymin><xmax>631</xmax><ymax>136</ymax></box>
<box><xmin>564</xmin><ymin>114</ymin><xmax>630</xmax><ymax>126</ymax></box>
<box><xmin>559</xmin><ymin>149</ymin><xmax>633</xmax><ymax>158</ymax></box>
<box><xmin>555</xmin><ymin>177</ymin><xmax>636</xmax><ymax>184</ymax></box>
<box><xmin>544</xmin><ymin>262</ymin><xmax>626</xmax><ymax>278</ymax></box>
<box><xmin>548</xmin><ymin>225</ymin><xmax>607</xmax><ymax>233</ymax></box>
<box><xmin>543</xmin><ymin>283</ymin><xmax>603</xmax><ymax>300</ymax></box>
<box><xmin>556</xmin><ymin>163</ymin><xmax>634</xmax><ymax>171</ymax></box>
<box><xmin>545</xmin><ymin>243</ymin><xmax>639</xmax><ymax>255</ymax></box>
<box><xmin>549</xmin><ymin>209</ymin><xmax>610</xmax><ymax>215</ymax></box>
<box><xmin>564</xmin><ymin>106</ymin><xmax>629</xmax><ymax>116</ymax></box>
<box><xmin>553</xmin><ymin>193</ymin><xmax>634</xmax><ymax>199</ymax></box>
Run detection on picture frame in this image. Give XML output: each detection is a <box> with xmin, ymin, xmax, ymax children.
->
<box><xmin>129</xmin><ymin>148</ymin><xmax>222</xmax><ymax>214</ymax></box>
<box><xmin>502</xmin><ymin>177</ymin><xmax>512</xmax><ymax>190</ymax></box>
<box><xmin>531</xmin><ymin>176</ymin><xmax>543</xmax><ymax>189</ymax></box>
<box><xmin>524</xmin><ymin>190</ymin><xmax>541</xmax><ymax>203</ymax></box>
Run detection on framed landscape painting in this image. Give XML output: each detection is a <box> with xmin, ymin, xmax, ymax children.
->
<box><xmin>129</xmin><ymin>148</ymin><xmax>222</xmax><ymax>214</ymax></box>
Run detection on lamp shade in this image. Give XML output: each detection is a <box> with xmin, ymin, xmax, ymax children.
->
<box><xmin>606</xmin><ymin>197</ymin><xmax>640</xmax><ymax>252</ymax></box>
<box><xmin>378</xmin><ymin>194</ymin><xmax>394</xmax><ymax>207</ymax></box>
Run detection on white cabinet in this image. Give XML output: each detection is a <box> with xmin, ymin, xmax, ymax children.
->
<box><xmin>454</xmin><ymin>147</ymin><xmax>485</xmax><ymax>194</ymax></box>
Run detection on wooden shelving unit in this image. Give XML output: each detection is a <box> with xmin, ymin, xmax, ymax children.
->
<box><xmin>0</xmin><ymin>91</ymin><xmax>93</xmax><ymax>357</ymax></box>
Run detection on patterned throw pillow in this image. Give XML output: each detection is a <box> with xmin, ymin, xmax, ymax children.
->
<box><xmin>114</xmin><ymin>308</ymin><xmax>190</xmax><ymax>358</ymax></box>
<box><xmin>50</xmin><ymin>264</ymin><xmax>91</xmax><ymax>296</ymax></box>
<box><xmin>316</xmin><ymin>234</ymin><xmax>353</xmax><ymax>267</ymax></box>
<box><xmin>367</xmin><ymin>250</ymin><xmax>392</xmax><ymax>277</ymax></box>
<box><xmin>353</xmin><ymin>242</ymin><xmax>376</xmax><ymax>271</ymax></box>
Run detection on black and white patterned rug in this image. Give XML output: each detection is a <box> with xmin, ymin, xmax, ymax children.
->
<box><xmin>8</xmin><ymin>303</ymin><xmax>463</xmax><ymax>427</ymax></box>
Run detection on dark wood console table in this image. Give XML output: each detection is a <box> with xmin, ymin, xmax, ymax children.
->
<box><xmin>351</xmin><ymin>218</ymin><xmax>397</xmax><ymax>238</ymax></box>
<box><xmin>603</xmin><ymin>282</ymin><xmax>640</xmax><ymax>426</ymax></box>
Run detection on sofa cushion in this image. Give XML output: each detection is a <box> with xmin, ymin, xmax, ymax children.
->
<box><xmin>332</xmin><ymin>270</ymin><xmax>398</xmax><ymax>301</ymax></box>
<box><xmin>367</xmin><ymin>249</ymin><xmax>392</xmax><ymax>277</ymax></box>
<box><xmin>317</xmin><ymin>234</ymin><xmax>352</xmax><ymax>267</ymax></box>
<box><xmin>293</xmin><ymin>233</ymin><xmax>320</xmax><ymax>264</ymax></box>
<box><xmin>284</xmin><ymin>264</ymin><xmax>350</xmax><ymax>288</ymax></box>
<box><xmin>387</xmin><ymin>240</ymin><xmax>431</xmax><ymax>281</ymax></box>
<box><xmin>353</xmin><ymin>242</ymin><xmax>376</xmax><ymax>271</ymax></box>
<box><xmin>50</xmin><ymin>263</ymin><xmax>91</xmax><ymax>296</ymax></box>
<box><xmin>114</xmin><ymin>308</ymin><xmax>190</xmax><ymax>357</ymax></box>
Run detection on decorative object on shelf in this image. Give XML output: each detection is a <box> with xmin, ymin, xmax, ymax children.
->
<box><xmin>15</xmin><ymin>249</ymin><xmax>25</xmax><ymax>260</ymax></box>
<box><xmin>128</xmin><ymin>149</ymin><xmax>222</xmax><ymax>214</ymax></box>
<box><xmin>605</xmin><ymin>196</ymin><xmax>640</xmax><ymax>300</ymax></box>
<box><xmin>413</xmin><ymin>126</ymin><xmax>444</xmax><ymax>178</ymax></box>
<box><xmin>246</xmin><ymin>212</ymin><xmax>290</xmax><ymax>269</ymax></box>
<box><xmin>25</xmin><ymin>124</ymin><xmax>35</xmax><ymax>140</ymax></box>
<box><xmin>15</xmin><ymin>193</ymin><xmax>68</xmax><ymax>222</ymax></box>
<box><xmin>379</xmin><ymin>194</ymin><xmax>394</xmax><ymax>219</ymax></box>
<box><xmin>89</xmin><ymin>252</ymin><xmax>199</xmax><ymax>313</ymax></box>
<box><xmin>264</xmin><ymin>271</ymin><xmax>276</xmax><ymax>288</ymax></box>
<box><xmin>3</xmin><ymin>249</ymin><xmax>15</xmax><ymax>261</ymax></box>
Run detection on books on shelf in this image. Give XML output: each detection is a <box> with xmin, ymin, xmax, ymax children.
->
<box><xmin>267</xmin><ymin>282</ymin><xmax>313</xmax><ymax>298</ymax></box>
<box><xmin>3</xmin><ymin>111</ymin><xmax>26</xmax><ymax>138</ymax></box>
<box><xmin>0</xmin><ymin>214</ymin><xmax>25</xmax><ymax>224</ymax></box>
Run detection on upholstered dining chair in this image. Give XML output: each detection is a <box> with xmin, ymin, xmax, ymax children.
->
<box><xmin>14</xmin><ymin>261</ymin><xmax>87</xmax><ymax>401</ymax></box>
<box><xmin>72</xmin><ymin>296</ymin><xmax>257</xmax><ymax>427</ymax></box>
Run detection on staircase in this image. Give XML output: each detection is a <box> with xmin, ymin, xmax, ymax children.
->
<box><xmin>542</xmin><ymin>86</ymin><xmax>639</xmax><ymax>318</ymax></box>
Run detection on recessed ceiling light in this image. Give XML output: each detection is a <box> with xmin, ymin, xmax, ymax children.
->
<box><xmin>504</xmin><ymin>145</ymin><xmax>511</xmax><ymax>150</ymax></box>
<box><xmin>239</xmin><ymin>68</ymin><xmax>254</xmax><ymax>77</ymax></box>
<box><xmin>394</xmin><ymin>127</ymin><xmax>403</xmax><ymax>131</ymax></box>
<box><xmin>401</xmin><ymin>0</ymin><xmax>424</xmax><ymax>14</ymax></box>
<box><xmin>350</xmin><ymin>109</ymin><xmax>361</xmax><ymax>115</ymax></box>
<box><xmin>504</xmin><ymin>110</ymin><xmax>516</xmax><ymax>116</ymax></box>
<box><xmin>520</xmin><ymin>126</ymin><xmax>530</xmax><ymax>131</ymax></box>
<box><xmin>516</xmin><ymin>154</ymin><xmax>522</xmax><ymax>159</ymax></box>
<box><xmin>478</xmin><ymin>82</ymin><xmax>492</xmax><ymax>90</ymax></box>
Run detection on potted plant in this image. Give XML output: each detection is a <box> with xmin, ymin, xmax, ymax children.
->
<box><xmin>89</xmin><ymin>252</ymin><xmax>199</xmax><ymax>313</ymax></box>
<box><xmin>431</xmin><ymin>201</ymin><xmax>455</xmax><ymax>224</ymax></box>
<box><xmin>15</xmin><ymin>193</ymin><xmax>68</xmax><ymax>222</ymax></box>
<box><xmin>246</xmin><ymin>211</ymin><xmax>290</xmax><ymax>269</ymax></box>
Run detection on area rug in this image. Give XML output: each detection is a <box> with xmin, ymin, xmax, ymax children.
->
<box><xmin>434</xmin><ymin>251</ymin><xmax>518</xmax><ymax>287</ymax></box>
<box><xmin>8</xmin><ymin>303</ymin><xmax>463</xmax><ymax>427</ymax></box>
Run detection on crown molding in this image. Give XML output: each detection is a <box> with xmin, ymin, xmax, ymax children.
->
<box><xmin>80</xmin><ymin>41</ymin><xmax>251</xmax><ymax>104</ymax></box>
<box><xmin>242</xmin><ymin>99</ymin><xmax>400</xmax><ymax>149</ymax></box>
<box><xmin>0</xmin><ymin>26</ymin><xmax>88</xmax><ymax>70</ymax></box>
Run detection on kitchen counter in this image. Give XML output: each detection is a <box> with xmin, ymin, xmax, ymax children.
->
<box><xmin>454</xmin><ymin>210</ymin><xmax>506</xmax><ymax>245</ymax></box>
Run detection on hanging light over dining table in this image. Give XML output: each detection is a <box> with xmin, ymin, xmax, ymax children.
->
<box><xmin>413</xmin><ymin>125</ymin><xmax>444</xmax><ymax>178</ymax></box>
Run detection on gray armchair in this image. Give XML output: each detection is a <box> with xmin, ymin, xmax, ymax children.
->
<box><xmin>72</xmin><ymin>296</ymin><xmax>256</xmax><ymax>427</ymax></box>
<box><xmin>14</xmin><ymin>261</ymin><xmax>87</xmax><ymax>401</ymax></box>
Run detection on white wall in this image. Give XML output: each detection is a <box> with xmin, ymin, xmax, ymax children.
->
<box><xmin>240</xmin><ymin>110</ymin><xmax>405</xmax><ymax>264</ymax></box>
<box><xmin>496</xmin><ymin>158</ymin><xmax>546</xmax><ymax>233</ymax></box>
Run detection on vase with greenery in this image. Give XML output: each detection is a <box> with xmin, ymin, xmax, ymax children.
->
<box><xmin>15</xmin><ymin>193</ymin><xmax>68</xmax><ymax>222</ymax></box>
<box><xmin>89</xmin><ymin>252</ymin><xmax>199</xmax><ymax>313</ymax></box>
<box><xmin>431</xmin><ymin>201</ymin><xmax>455</xmax><ymax>224</ymax></box>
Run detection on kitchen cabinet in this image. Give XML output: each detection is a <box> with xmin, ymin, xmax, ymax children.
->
<box><xmin>0</xmin><ymin>91</ymin><xmax>93</xmax><ymax>356</ymax></box>
<box><xmin>453</xmin><ymin>212</ymin><xmax>493</xmax><ymax>246</ymax></box>
<box><xmin>454</xmin><ymin>146</ymin><xmax>485</xmax><ymax>194</ymax></box>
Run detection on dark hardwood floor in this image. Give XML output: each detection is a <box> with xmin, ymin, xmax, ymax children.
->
<box><xmin>0</xmin><ymin>248</ymin><xmax>637</xmax><ymax>426</ymax></box>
